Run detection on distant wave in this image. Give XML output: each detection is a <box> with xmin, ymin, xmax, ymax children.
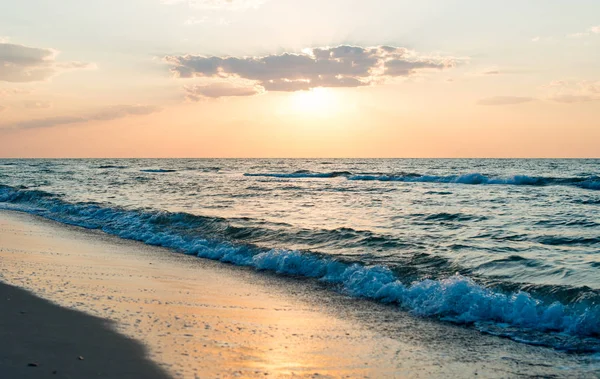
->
<box><xmin>244</xmin><ymin>171</ymin><xmax>600</xmax><ymax>191</ymax></box>
<box><xmin>420</xmin><ymin>212</ymin><xmax>488</xmax><ymax>222</ymax></box>
<box><xmin>97</xmin><ymin>165</ymin><xmax>128</xmax><ymax>169</ymax></box>
<box><xmin>140</xmin><ymin>169</ymin><xmax>177</xmax><ymax>173</ymax></box>
<box><xmin>244</xmin><ymin>170</ymin><xmax>352</xmax><ymax>179</ymax></box>
<box><xmin>1</xmin><ymin>183</ymin><xmax>599</xmax><ymax>352</ymax></box>
<box><xmin>185</xmin><ymin>166</ymin><xmax>220</xmax><ymax>172</ymax></box>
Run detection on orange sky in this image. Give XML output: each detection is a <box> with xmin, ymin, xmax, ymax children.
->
<box><xmin>1</xmin><ymin>0</ymin><xmax>599</xmax><ymax>157</ymax></box>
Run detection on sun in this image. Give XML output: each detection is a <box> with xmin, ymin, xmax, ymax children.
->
<box><xmin>289</xmin><ymin>88</ymin><xmax>340</xmax><ymax>117</ymax></box>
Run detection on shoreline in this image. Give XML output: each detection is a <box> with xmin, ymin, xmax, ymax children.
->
<box><xmin>0</xmin><ymin>281</ymin><xmax>170</xmax><ymax>379</ymax></box>
<box><xmin>0</xmin><ymin>209</ymin><xmax>597</xmax><ymax>378</ymax></box>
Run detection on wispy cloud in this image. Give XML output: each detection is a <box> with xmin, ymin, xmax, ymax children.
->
<box><xmin>0</xmin><ymin>88</ymin><xmax>32</xmax><ymax>96</ymax></box>
<box><xmin>0</xmin><ymin>42</ymin><xmax>95</xmax><ymax>83</ymax></box>
<box><xmin>23</xmin><ymin>100</ymin><xmax>52</xmax><ymax>109</ymax></box>
<box><xmin>551</xmin><ymin>95</ymin><xmax>597</xmax><ymax>103</ymax></box>
<box><xmin>184</xmin><ymin>16</ymin><xmax>231</xmax><ymax>26</ymax></box>
<box><xmin>477</xmin><ymin>96</ymin><xmax>534</xmax><ymax>106</ymax></box>
<box><xmin>473</xmin><ymin>66</ymin><xmax>533</xmax><ymax>76</ymax></box>
<box><xmin>3</xmin><ymin>105</ymin><xmax>161</xmax><ymax>130</ymax></box>
<box><xmin>165</xmin><ymin>45</ymin><xmax>458</xmax><ymax>98</ymax></box>
<box><xmin>545</xmin><ymin>80</ymin><xmax>600</xmax><ymax>103</ymax></box>
<box><xmin>567</xmin><ymin>25</ymin><xmax>600</xmax><ymax>38</ymax></box>
<box><xmin>184</xmin><ymin>83</ymin><xmax>263</xmax><ymax>100</ymax></box>
<box><xmin>163</xmin><ymin>0</ymin><xmax>269</xmax><ymax>11</ymax></box>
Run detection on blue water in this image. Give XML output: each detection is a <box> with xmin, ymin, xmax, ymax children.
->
<box><xmin>1</xmin><ymin>158</ymin><xmax>599</xmax><ymax>352</ymax></box>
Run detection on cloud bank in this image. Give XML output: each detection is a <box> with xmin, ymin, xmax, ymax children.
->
<box><xmin>165</xmin><ymin>45</ymin><xmax>457</xmax><ymax>98</ymax></box>
<box><xmin>0</xmin><ymin>42</ymin><xmax>94</xmax><ymax>83</ymax></box>
<box><xmin>3</xmin><ymin>105</ymin><xmax>161</xmax><ymax>130</ymax></box>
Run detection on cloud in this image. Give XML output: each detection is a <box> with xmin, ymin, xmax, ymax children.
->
<box><xmin>474</xmin><ymin>67</ymin><xmax>532</xmax><ymax>77</ymax></box>
<box><xmin>0</xmin><ymin>105</ymin><xmax>6</xmax><ymax>112</ymax></box>
<box><xmin>185</xmin><ymin>16</ymin><xmax>208</xmax><ymax>25</ymax></box>
<box><xmin>184</xmin><ymin>16</ymin><xmax>230</xmax><ymax>26</ymax></box>
<box><xmin>0</xmin><ymin>88</ymin><xmax>32</xmax><ymax>96</ymax></box>
<box><xmin>3</xmin><ymin>105</ymin><xmax>161</xmax><ymax>130</ymax></box>
<box><xmin>0</xmin><ymin>42</ymin><xmax>94</xmax><ymax>83</ymax></box>
<box><xmin>23</xmin><ymin>100</ymin><xmax>52</xmax><ymax>109</ymax></box>
<box><xmin>551</xmin><ymin>95</ymin><xmax>596</xmax><ymax>103</ymax></box>
<box><xmin>165</xmin><ymin>45</ymin><xmax>457</xmax><ymax>98</ymax></box>
<box><xmin>545</xmin><ymin>80</ymin><xmax>600</xmax><ymax>103</ymax></box>
<box><xmin>184</xmin><ymin>83</ymin><xmax>263</xmax><ymax>100</ymax></box>
<box><xmin>163</xmin><ymin>0</ymin><xmax>268</xmax><ymax>11</ymax></box>
<box><xmin>567</xmin><ymin>25</ymin><xmax>600</xmax><ymax>38</ymax></box>
<box><xmin>477</xmin><ymin>96</ymin><xmax>534</xmax><ymax>106</ymax></box>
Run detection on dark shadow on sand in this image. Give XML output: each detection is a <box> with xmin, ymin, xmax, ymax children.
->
<box><xmin>0</xmin><ymin>281</ymin><xmax>171</xmax><ymax>379</ymax></box>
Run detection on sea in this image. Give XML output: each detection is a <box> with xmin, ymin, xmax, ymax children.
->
<box><xmin>1</xmin><ymin>158</ymin><xmax>599</xmax><ymax>354</ymax></box>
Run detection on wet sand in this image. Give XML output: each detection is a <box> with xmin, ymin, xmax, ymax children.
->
<box><xmin>0</xmin><ymin>281</ymin><xmax>170</xmax><ymax>379</ymax></box>
<box><xmin>0</xmin><ymin>210</ymin><xmax>596</xmax><ymax>378</ymax></box>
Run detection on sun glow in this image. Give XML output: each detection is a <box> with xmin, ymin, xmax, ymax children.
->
<box><xmin>289</xmin><ymin>88</ymin><xmax>340</xmax><ymax>117</ymax></box>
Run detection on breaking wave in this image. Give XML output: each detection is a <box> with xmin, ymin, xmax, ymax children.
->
<box><xmin>1</xmin><ymin>183</ymin><xmax>599</xmax><ymax>352</ymax></box>
<box><xmin>244</xmin><ymin>171</ymin><xmax>600</xmax><ymax>190</ymax></box>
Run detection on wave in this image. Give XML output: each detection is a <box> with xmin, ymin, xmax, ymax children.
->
<box><xmin>140</xmin><ymin>169</ymin><xmax>177</xmax><ymax>173</ymax></box>
<box><xmin>348</xmin><ymin>173</ymin><xmax>600</xmax><ymax>189</ymax></box>
<box><xmin>244</xmin><ymin>170</ymin><xmax>352</xmax><ymax>179</ymax></box>
<box><xmin>243</xmin><ymin>171</ymin><xmax>600</xmax><ymax>191</ymax></box>
<box><xmin>97</xmin><ymin>165</ymin><xmax>128</xmax><ymax>169</ymax></box>
<box><xmin>536</xmin><ymin>236</ymin><xmax>600</xmax><ymax>246</ymax></box>
<box><xmin>185</xmin><ymin>166</ymin><xmax>220</xmax><ymax>172</ymax></box>
<box><xmin>420</xmin><ymin>212</ymin><xmax>488</xmax><ymax>222</ymax></box>
<box><xmin>1</xmin><ymin>184</ymin><xmax>599</xmax><ymax>352</ymax></box>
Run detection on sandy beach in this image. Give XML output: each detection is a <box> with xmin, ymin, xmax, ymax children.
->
<box><xmin>0</xmin><ymin>209</ymin><xmax>596</xmax><ymax>378</ymax></box>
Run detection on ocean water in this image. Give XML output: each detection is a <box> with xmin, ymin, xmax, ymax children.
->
<box><xmin>1</xmin><ymin>158</ymin><xmax>599</xmax><ymax>353</ymax></box>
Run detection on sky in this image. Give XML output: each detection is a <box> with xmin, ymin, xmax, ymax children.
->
<box><xmin>0</xmin><ymin>0</ymin><xmax>599</xmax><ymax>158</ymax></box>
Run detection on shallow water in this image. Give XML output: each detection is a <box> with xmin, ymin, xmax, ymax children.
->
<box><xmin>1</xmin><ymin>158</ymin><xmax>599</xmax><ymax>352</ymax></box>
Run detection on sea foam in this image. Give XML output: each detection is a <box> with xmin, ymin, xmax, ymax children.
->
<box><xmin>1</xmin><ymin>184</ymin><xmax>599</xmax><ymax>352</ymax></box>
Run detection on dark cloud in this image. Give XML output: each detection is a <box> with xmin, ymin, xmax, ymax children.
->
<box><xmin>4</xmin><ymin>105</ymin><xmax>161</xmax><ymax>130</ymax></box>
<box><xmin>184</xmin><ymin>83</ymin><xmax>262</xmax><ymax>100</ymax></box>
<box><xmin>0</xmin><ymin>42</ymin><xmax>94</xmax><ymax>83</ymax></box>
<box><xmin>165</xmin><ymin>45</ymin><xmax>456</xmax><ymax>97</ymax></box>
<box><xmin>477</xmin><ymin>96</ymin><xmax>534</xmax><ymax>105</ymax></box>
